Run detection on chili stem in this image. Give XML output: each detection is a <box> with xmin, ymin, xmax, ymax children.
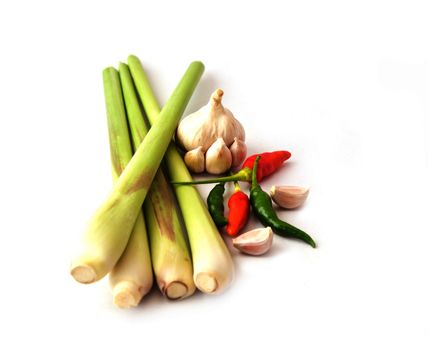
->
<box><xmin>251</xmin><ymin>156</ymin><xmax>260</xmax><ymax>186</ymax></box>
<box><xmin>233</xmin><ymin>181</ymin><xmax>241</xmax><ymax>192</ymax></box>
<box><xmin>171</xmin><ymin>167</ymin><xmax>252</xmax><ymax>185</ymax></box>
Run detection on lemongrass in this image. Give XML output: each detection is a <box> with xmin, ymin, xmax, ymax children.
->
<box><xmin>128</xmin><ymin>55</ymin><xmax>234</xmax><ymax>294</ymax></box>
<box><xmin>109</xmin><ymin>212</ymin><xmax>153</xmax><ymax>307</ymax></box>
<box><xmin>98</xmin><ymin>67</ymin><xmax>153</xmax><ymax>308</ymax></box>
<box><xmin>70</xmin><ymin>61</ymin><xmax>204</xmax><ymax>284</ymax></box>
<box><xmin>119</xmin><ymin>63</ymin><xmax>195</xmax><ymax>299</ymax></box>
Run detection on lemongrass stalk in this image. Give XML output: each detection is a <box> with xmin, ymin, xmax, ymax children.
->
<box><xmin>128</xmin><ymin>55</ymin><xmax>234</xmax><ymax>294</ymax></box>
<box><xmin>109</xmin><ymin>213</ymin><xmax>153</xmax><ymax>307</ymax></box>
<box><xmin>70</xmin><ymin>61</ymin><xmax>204</xmax><ymax>284</ymax></box>
<box><xmin>100</xmin><ymin>67</ymin><xmax>152</xmax><ymax>308</ymax></box>
<box><xmin>118</xmin><ymin>63</ymin><xmax>195</xmax><ymax>300</ymax></box>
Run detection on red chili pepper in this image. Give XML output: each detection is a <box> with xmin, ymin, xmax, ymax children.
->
<box><xmin>242</xmin><ymin>151</ymin><xmax>291</xmax><ymax>182</ymax></box>
<box><xmin>226</xmin><ymin>182</ymin><xmax>250</xmax><ymax>236</ymax></box>
<box><xmin>171</xmin><ymin>150</ymin><xmax>291</xmax><ymax>185</ymax></box>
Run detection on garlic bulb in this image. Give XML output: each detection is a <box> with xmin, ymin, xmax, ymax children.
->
<box><xmin>176</xmin><ymin>89</ymin><xmax>245</xmax><ymax>152</ymax></box>
<box><xmin>229</xmin><ymin>137</ymin><xmax>247</xmax><ymax>168</ymax></box>
<box><xmin>184</xmin><ymin>146</ymin><xmax>205</xmax><ymax>173</ymax></box>
<box><xmin>270</xmin><ymin>186</ymin><xmax>309</xmax><ymax>209</ymax></box>
<box><xmin>232</xmin><ymin>227</ymin><xmax>273</xmax><ymax>256</ymax></box>
<box><xmin>205</xmin><ymin>138</ymin><xmax>232</xmax><ymax>174</ymax></box>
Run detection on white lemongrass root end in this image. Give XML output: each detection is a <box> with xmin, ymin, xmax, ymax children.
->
<box><xmin>165</xmin><ymin>281</ymin><xmax>189</xmax><ymax>300</ymax></box>
<box><xmin>70</xmin><ymin>264</ymin><xmax>97</xmax><ymax>284</ymax></box>
<box><xmin>112</xmin><ymin>281</ymin><xmax>142</xmax><ymax>308</ymax></box>
<box><xmin>195</xmin><ymin>273</ymin><xmax>219</xmax><ymax>293</ymax></box>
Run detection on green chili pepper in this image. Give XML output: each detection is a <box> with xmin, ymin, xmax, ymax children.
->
<box><xmin>250</xmin><ymin>156</ymin><xmax>316</xmax><ymax>248</ymax></box>
<box><xmin>207</xmin><ymin>183</ymin><xmax>228</xmax><ymax>227</ymax></box>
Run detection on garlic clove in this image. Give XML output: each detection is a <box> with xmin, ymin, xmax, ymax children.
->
<box><xmin>229</xmin><ymin>137</ymin><xmax>247</xmax><ymax>168</ymax></box>
<box><xmin>205</xmin><ymin>138</ymin><xmax>232</xmax><ymax>174</ymax></box>
<box><xmin>184</xmin><ymin>146</ymin><xmax>205</xmax><ymax>173</ymax></box>
<box><xmin>270</xmin><ymin>186</ymin><xmax>310</xmax><ymax>209</ymax></box>
<box><xmin>232</xmin><ymin>227</ymin><xmax>274</xmax><ymax>256</ymax></box>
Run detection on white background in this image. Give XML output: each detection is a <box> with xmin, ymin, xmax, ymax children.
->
<box><xmin>0</xmin><ymin>0</ymin><xmax>427</xmax><ymax>349</ymax></box>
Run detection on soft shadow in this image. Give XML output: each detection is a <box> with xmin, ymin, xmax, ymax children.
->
<box><xmin>222</xmin><ymin>233</ymin><xmax>243</xmax><ymax>278</ymax></box>
<box><xmin>184</xmin><ymin>73</ymin><xmax>219</xmax><ymax>114</ymax></box>
<box><xmin>265</xmin><ymin>161</ymin><xmax>296</xmax><ymax>184</ymax></box>
<box><xmin>131</xmin><ymin>285</ymin><xmax>202</xmax><ymax>313</ymax></box>
<box><xmin>261</xmin><ymin>239</ymin><xmax>284</xmax><ymax>258</ymax></box>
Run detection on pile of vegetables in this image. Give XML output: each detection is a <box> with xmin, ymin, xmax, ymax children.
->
<box><xmin>181</xmin><ymin>153</ymin><xmax>316</xmax><ymax>253</ymax></box>
<box><xmin>70</xmin><ymin>55</ymin><xmax>316</xmax><ymax>308</ymax></box>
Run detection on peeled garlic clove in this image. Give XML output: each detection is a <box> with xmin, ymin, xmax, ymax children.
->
<box><xmin>232</xmin><ymin>227</ymin><xmax>273</xmax><ymax>256</ymax></box>
<box><xmin>229</xmin><ymin>137</ymin><xmax>247</xmax><ymax>168</ymax></box>
<box><xmin>205</xmin><ymin>138</ymin><xmax>232</xmax><ymax>174</ymax></box>
<box><xmin>270</xmin><ymin>186</ymin><xmax>309</xmax><ymax>209</ymax></box>
<box><xmin>184</xmin><ymin>147</ymin><xmax>205</xmax><ymax>173</ymax></box>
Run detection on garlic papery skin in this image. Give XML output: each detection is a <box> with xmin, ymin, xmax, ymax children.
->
<box><xmin>232</xmin><ymin>227</ymin><xmax>273</xmax><ymax>256</ymax></box>
<box><xmin>229</xmin><ymin>137</ymin><xmax>247</xmax><ymax>168</ymax></box>
<box><xmin>176</xmin><ymin>89</ymin><xmax>245</xmax><ymax>152</ymax></box>
<box><xmin>205</xmin><ymin>138</ymin><xmax>232</xmax><ymax>174</ymax></box>
<box><xmin>184</xmin><ymin>146</ymin><xmax>205</xmax><ymax>173</ymax></box>
<box><xmin>270</xmin><ymin>186</ymin><xmax>310</xmax><ymax>209</ymax></box>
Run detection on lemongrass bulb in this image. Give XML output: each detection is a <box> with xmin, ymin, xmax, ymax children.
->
<box><xmin>184</xmin><ymin>146</ymin><xmax>205</xmax><ymax>173</ymax></box>
<box><xmin>192</xmin><ymin>228</ymin><xmax>235</xmax><ymax>293</ymax></box>
<box><xmin>109</xmin><ymin>213</ymin><xmax>153</xmax><ymax>308</ymax></box>
<box><xmin>144</xmin><ymin>185</ymin><xmax>196</xmax><ymax>301</ymax></box>
<box><xmin>205</xmin><ymin>138</ymin><xmax>232</xmax><ymax>174</ymax></box>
